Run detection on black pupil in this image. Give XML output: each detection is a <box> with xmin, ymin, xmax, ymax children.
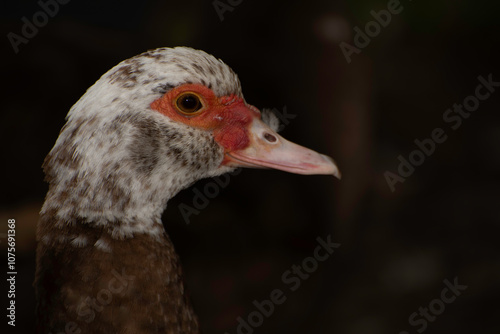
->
<box><xmin>180</xmin><ymin>94</ymin><xmax>200</xmax><ymax>112</ymax></box>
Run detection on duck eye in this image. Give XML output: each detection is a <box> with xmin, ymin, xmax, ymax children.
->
<box><xmin>176</xmin><ymin>93</ymin><xmax>202</xmax><ymax>114</ymax></box>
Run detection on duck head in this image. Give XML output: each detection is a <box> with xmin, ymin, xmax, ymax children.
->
<box><xmin>41</xmin><ymin>47</ymin><xmax>340</xmax><ymax>238</ymax></box>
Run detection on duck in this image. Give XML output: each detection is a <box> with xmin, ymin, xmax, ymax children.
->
<box><xmin>35</xmin><ymin>46</ymin><xmax>340</xmax><ymax>334</ymax></box>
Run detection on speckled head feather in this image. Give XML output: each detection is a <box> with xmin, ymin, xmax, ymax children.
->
<box><xmin>107</xmin><ymin>47</ymin><xmax>243</xmax><ymax>97</ymax></box>
<box><xmin>41</xmin><ymin>47</ymin><xmax>246</xmax><ymax>239</ymax></box>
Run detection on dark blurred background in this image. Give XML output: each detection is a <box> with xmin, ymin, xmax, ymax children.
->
<box><xmin>1</xmin><ymin>0</ymin><xmax>499</xmax><ymax>333</ymax></box>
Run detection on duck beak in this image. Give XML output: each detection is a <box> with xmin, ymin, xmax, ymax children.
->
<box><xmin>224</xmin><ymin>118</ymin><xmax>341</xmax><ymax>178</ymax></box>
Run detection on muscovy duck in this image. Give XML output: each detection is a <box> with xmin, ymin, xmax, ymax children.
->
<box><xmin>35</xmin><ymin>47</ymin><xmax>340</xmax><ymax>334</ymax></box>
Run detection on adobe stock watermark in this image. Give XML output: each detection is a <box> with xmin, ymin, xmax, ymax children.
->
<box><xmin>225</xmin><ymin>235</ymin><xmax>340</xmax><ymax>334</ymax></box>
<box><xmin>213</xmin><ymin>0</ymin><xmax>243</xmax><ymax>22</ymax></box>
<box><xmin>179</xmin><ymin>168</ymin><xmax>243</xmax><ymax>224</ymax></box>
<box><xmin>47</xmin><ymin>268</ymin><xmax>135</xmax><ymax>334</ymax></box>
<box><xmin>7</xmin><ymin>0</ymin><xmax>71</xmax><ymax>54</ymax></box>
<box><xmin>340</xmin><ymin>0</ymin><xmax>404</xmax><ymax>63</ymax></box>
<box><xmin>179</xmin><ymin>106</ymin><xmax>295</xmax><ymax>224</ymax></box>
<box><xmin>385</xmin><ymin>73</ymin><xmax>499</xmax><ymax>192</ymax></box>
<box><xmin>399</xmin><ymin>277</ymin><xmax>467</xmax><ymax>334</ymax></box>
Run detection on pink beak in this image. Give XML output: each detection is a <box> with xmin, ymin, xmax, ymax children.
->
<box><xmin>224</xmin><ymin>118</ymin><xmax>341</xmax><ymax>179</ymax></box>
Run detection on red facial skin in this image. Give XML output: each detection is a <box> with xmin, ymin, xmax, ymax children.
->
<box><xmin>150</xmin><ymin>83</ymin><xmax>260</xmax><ymax>163</ymax></box>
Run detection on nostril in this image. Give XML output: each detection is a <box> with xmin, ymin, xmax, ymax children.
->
<box><xmin>263</xmin><ymin>132</ymin><xmax>277</xmax><ymax>143</ymax></box>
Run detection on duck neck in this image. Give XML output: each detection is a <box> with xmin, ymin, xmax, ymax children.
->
<box><xmin>35</xmin><ymin>211</ymin><xmax>200</xmax><ymax>334</ymax></box>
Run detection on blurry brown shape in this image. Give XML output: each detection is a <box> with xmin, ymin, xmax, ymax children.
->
<box><xmin>0</xmin><ymin>201</ymin><xmax>41</xmax><ymax>252</ymax></box>
<box><xmin>315</xmin><ymin>14</ymin><xmax>373</xmax><ymax>241</ymax></box>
